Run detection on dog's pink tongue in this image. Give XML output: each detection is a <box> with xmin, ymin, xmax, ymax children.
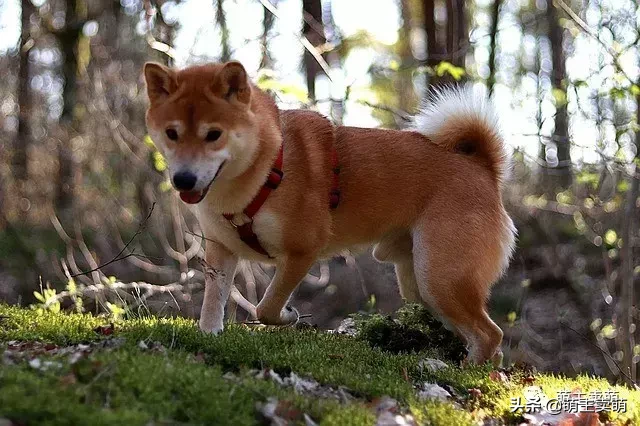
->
<box><xmin>179</xmin><ymin>191</ymin><xmax>203</xmax><ymax>204</ymax></box>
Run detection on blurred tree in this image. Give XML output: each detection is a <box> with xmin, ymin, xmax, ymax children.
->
<box><xmin>322</xmin><ymin>0</ymin><xmax>344</xmax><ymax>124</ymax></box>
<box><xmin>216</xmin><ymin>0</ymin><xmax>230</xmax><ymax>62</ymax></box>
<box><xmin>149</xmin><ymin>0</ymin><xmax>178</xmax><ymax>66</ymax></box>
<box><xmin>302</xmin><ymin>0</ymin><xmax>325</xmax><ymax>101</ymax></box>
<box><xmin>445</xmin><ymin>0</ymin><xmax>466</xmax><ymax>69</ymax></box>
<box><xmin>487</xmin><ymin>0</ymin><xmax>501</xmax><ymax>95</ymax></box>
<box><xmin>260</xmin><ymin>0</ymin><xmax>276</xmax><ymax>68</ymax></box>
<box><xmin>543</xmin><ymin>0</ymin><xmax>572</xmax><ymax>190</ymax></box>
<box><xmin>15</xmin><ymin>0</ymin><xmax>35</xmax><ymax>183</ymax></box>
<box><xmin>396</xmin><ymin>0</ymin><xmax>418</xmax><ymax>113</ymax></box>
<box><xmin>618</xmin><ymin>73</ymin><xmax>640</xmax><ymax>382</ymax></box>
<box><xmin>55</xmin><ymin>0</ymin><xmax>83</xmax><ymax>211</ymax></box>
<box><xmin>423</xmin><ymin>0</ymin><xmax>441</xmax><ymax>88</ymax></box>
<box><xmin>422</xmin><ymin>0</ymin><xmax>466</xmax><ymax>88</ymax></box>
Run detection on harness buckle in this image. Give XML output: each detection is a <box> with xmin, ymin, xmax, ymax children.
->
<box><xmin>228</xmin><ymin>214</ymin><xmax>251</xmax><ymax>228</ymax></box>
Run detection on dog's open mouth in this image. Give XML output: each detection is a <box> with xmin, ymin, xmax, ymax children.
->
<box><xmin>178</xmin><ymin>161</ymin><xmax>226</xmax><ymax>205</ymax></box>
<box><xmin>179</xmin><ymin>186</ymin><xmax>210</xmax><ymax>204</ymax></box>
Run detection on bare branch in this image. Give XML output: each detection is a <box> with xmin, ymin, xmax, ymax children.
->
<box><xmin>257</xmin><ymin>0</ymin><xmax>333</xmax><ymax>82</ymax></box>
<box><xmin>554</xmin><ymin>0</ymin><xmax>635</xmax><ymax>84</ymax></box>
<box><xmin>68</xmin><ymin>203</ymin><xmax>156</xmax><ymax>278</ymax></box>
<box><xmin>239</xmin><ymin>261</ymin><xmax>259</xmax><ymax>305</ymax></box>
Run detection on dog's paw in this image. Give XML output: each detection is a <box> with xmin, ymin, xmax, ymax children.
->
<box><xmin>199</xmin><ymin>318</ymin><xmax>224</xmax><ymax>335</ymax></box>
<box><xmin>490</xmin><ymin>349</ymin><xmax>504</xmax><ymax>368</ymax></box>
<box><xmin>280</xmin><ymin>305</ymin><xmax>299</xmax><ymax>324</ymax></box>
<box><xmin>257</xmin><ymin>305</ymin><xmax>299</xmax><ymax>326</ymax></box>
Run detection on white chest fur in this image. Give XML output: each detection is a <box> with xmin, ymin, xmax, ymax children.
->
<box><xmin>195</xmin><ymin>204</ymin><xmax>284</xmax><ymax>262</ymax></box>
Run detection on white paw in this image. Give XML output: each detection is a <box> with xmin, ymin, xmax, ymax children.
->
<box><xmin>280</xmin><ymin>305</ymin><xmax>299</xmax><ymax>324</ymax></box>
<box><xmin>257</xmin><ymin>305</ymin><xmax>299</xmax><ymax>325</ymax></box>
<box><xmin>199</xmin><ymin>318</ymin><xmax>224</xmax><ymax>335</ymax></box>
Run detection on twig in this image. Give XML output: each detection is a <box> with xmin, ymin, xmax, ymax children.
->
<box><xmin>560</xmin><ymin>320</ymin><xmax>639</xmax><ymax>389</ymax></box>
<box><xmin>45</xmin><ymin>279</ymin><xmax>203</xmax><ymax>308</ymax></box>
<box><xmin>143</xmin><ymin>0</ymin><xmax>178</xmax><ymax>61</ymax></box>
<box><xmin>554</xmin><ymin>0</ymin><xmax>634</xmax><ymax>85</ymax></box>
<box><xmin>240</xmin><ymin>261</ymin><xmax>259</xmax><ymax>305</ymax></box>
<box><xmin>303</xmin><ymin>261</ymin><xmax>330</xmax><ymax>288</ymax></box>
<box><xmin>256</xmin><ymin>0</ymin><xmax>333</xmax><ymax>82</ymax></box>
<box><xmin>229</xmin><ymin>286</ymin><xmax>257</xmax><ymax>319</ymax></box>
<box><xmin>69</xmin><ymin>203</ymin><xmax>156</xmax><ymax>278</ymax></box>
<box><xmin>242</xmin><ymin>314</ymin><xmax>311</xmax><ymax>325</ymax></box>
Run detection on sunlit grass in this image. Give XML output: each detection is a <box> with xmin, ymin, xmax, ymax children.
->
<box><xmin>1</xmin><ymin>304</ymin><xmax>639</xmax><ymax>425</ymax></box>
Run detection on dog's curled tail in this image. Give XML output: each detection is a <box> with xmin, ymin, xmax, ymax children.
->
<box><xmin>413</xmin><ymin>86</ymin><xmax>510</xmax><ymax>189</ymax></box>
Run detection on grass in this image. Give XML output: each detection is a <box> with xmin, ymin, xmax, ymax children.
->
<box><xmin>1</xmin><ymin>304</ymin><xmax>639</xmax><ymax>425</ymax></box>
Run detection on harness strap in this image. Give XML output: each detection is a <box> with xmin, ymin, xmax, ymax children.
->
<box><xmin>224</xmin><ymin>142</ymin><xmax>340</xmax><ymax>258</ymax></box>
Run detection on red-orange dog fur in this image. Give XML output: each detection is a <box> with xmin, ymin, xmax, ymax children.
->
<box><xmin>143</xmin><ymin>60</ymin><xmax>516</xmax><ymax>364</ymax></box>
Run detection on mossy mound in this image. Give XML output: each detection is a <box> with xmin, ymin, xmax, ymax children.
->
<box><xmin>352</xmin><ymin>304</ymin><xmax>466</xmax><ymax>362</ymax></box>
<box><xmin>1</xmin><ymin>304</ymin><xmax>639</xmax><ymax>425</ymax></box>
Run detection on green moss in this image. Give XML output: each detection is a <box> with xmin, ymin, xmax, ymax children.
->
<box><xmin>1</xmin><ymin>304</ymin><xmax>639</xmax><ymax>426</ymax></box>
<box><xmin>0</xmin><ymin>305</ymin><xmax>106</xmax><ymax>344</ymax></box>
<box><xmin>0</xmin><ymin>346</ymin><xmax>379</xmax><ymax>426</ymax></box>
<box><xmin>410</xmin><ymin>399</ymin><xmax>475</xmax><ymax>426</ymax></box>
<box><xmin>352</xmin><ymin>304</ymin><xmax>466</xmax><ymax>362</ymax></box>
<box><xmin>319</xmin><ymin>405</ymin><xmax>376</xmax><ymax>426</ymax></box>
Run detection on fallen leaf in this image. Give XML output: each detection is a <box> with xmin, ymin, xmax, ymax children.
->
<box><xmin>489</xmin><ymin>370</ymin><xmax>509</xmax><ymax>384</ymax></box>
<box><xmin>93</xmin><ymin>324</ymin><xmax>114</xmax><ymax>336</ymax></box>
<box><xmin>467</xmin><ymin>388</ymin><xmax>482</xmax><ymax>400</ymax></box>
<box><xmin>257</xmin><ymin>398</ymin><xmax>308</xmax><ymax>425</ymax></box>
<box><xmin>59</xmin><ymin>373</ymin><xmax>78</xmax><ymax>387</ymax></box>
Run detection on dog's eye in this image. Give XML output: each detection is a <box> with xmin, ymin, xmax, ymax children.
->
<box><xmin>166</xmin><ymin>128</ymin><xmax>178</xmax><ymax>141</ymax></box>
<box><xmin>205</xmin><ymin>130</ymin><xmax>222</xmax><ymax>142</ymax></box>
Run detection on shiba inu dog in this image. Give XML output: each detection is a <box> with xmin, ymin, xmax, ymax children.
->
<box><xmin>143</xmin><ymin>60</ymin><xmax>516</xmax><ymax>364</ymax></box>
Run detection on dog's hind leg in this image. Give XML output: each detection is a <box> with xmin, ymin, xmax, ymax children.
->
<box><xmin>373</xmin><ymin>232</ymin><xmax>421</xmax><ymax>303</ymax></box>
<box><xmin>411</xmin><ymin>216</ymin><xmax>505</xmax><ymax>364</ymax></box>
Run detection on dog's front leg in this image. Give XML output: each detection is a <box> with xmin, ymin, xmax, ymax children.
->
<box><xmin>256</xmin><ymin>255</ymin><xmax>315</xmax><ymax>325</ymax></box>
<box><xmin>199</xmin><ymin>240</ymin><xmax>239</xmax><ymax>334</ymax></box>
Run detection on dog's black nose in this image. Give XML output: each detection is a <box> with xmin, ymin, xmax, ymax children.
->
<box><xmin>173</xmin><ymin>171</ymin><xmax>197</xmax><ymax>191</ymax></box>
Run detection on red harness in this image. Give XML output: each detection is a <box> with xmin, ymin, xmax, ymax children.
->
<box><xmin>223</xmin><ymin>143</ymin><xmax>340</xmax><ymax>258</ymax></box>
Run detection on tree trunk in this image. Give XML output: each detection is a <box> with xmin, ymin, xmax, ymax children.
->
<box><xmin>216</xmin><ymin>0</ymin><xmax>230</xmax><ymax>62</ymax></box>
<box><xmin>302</xmin><ymin>0</ymin><xmax>325</xmax><ymax>101</ymax></box>
<box><xmin>446</xmin><ymin>0</ymin><xmax>455</xmax><ymax>63</ymax></box>
<box><xmin>322</xmin><ymin>0</ymin><xmax>343</xmax><ymax>124</ymax></box>
<box><xmin>396</xmin><ymin>0</ymin><xmax>417</xmax><ymax>115</ymax></box>
<box><xmin>487</xmin><ymin>0</ymin><xmax>501</xmax><ymax>95</ymax></box>
<box><xmin>545</xmin><ymin>0</ymin><xmax>572</xmax><ymax>189</ymax></box>
<box><xmin>445</xmin><ymin>0</ymin><xmax>466</xmax><ymax>68</ymax></box>
<box><xmin>15</xmin><ymin>0</ymin><xmax>35</xmax><ymax>182</ymax></box>
<box><xmin>455</xmin><ymin>0</ymin><xmax>466</xmax><ymax>69</ymax></box>
<box><xmin>260</xmin><ymin>0</ymin><xmax>276</xmax><ymax>68</ymax></box>
<box><xmin>618</xmin><ymin>82</ymin><xmax>640</xmax><ymax>382</ymax></box>
<box><xmin>56</xmin><ymin>0</ymin><xmax>81</xmax><ymax>212</ymax></box>
<box><xmin>423</xmin><ymin>0</ymin><xmax>438</xmax><ymax>69</ymax></box>
<box><xmin>423</xmin><ymin>0</ymin><xmax>449</xmax><ymax>88</ymax></box>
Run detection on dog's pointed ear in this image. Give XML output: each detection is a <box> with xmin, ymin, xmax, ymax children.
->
<box><xmin>217</xmin><ymin>61</ymin><xmax>251</xmax><ymax>104</ymax></box>
<box><xmin>144</xmin><ymin>62</ymin><xmax>177</xmax><ymax>104</ymax></box>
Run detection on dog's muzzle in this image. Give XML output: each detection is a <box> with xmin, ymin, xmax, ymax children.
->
<box><xmin>175</xmin><ymin>161</ymin><xmax>226</xmax><ymax>204</ymax></box>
